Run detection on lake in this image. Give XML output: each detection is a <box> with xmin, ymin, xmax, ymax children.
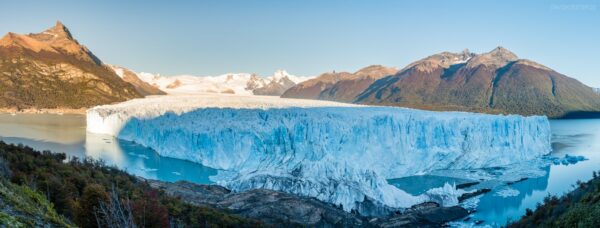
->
<box><xmin>0</xmin><ymin>113</ymin><xmax>217</xmax><ymax>184</ymax></box>
<box><xmin>0</xmin><ymin>113</ymin><xmax>598</xmax><ymax>226</ymax></box>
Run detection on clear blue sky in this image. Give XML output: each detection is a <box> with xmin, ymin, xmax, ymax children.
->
<box><xmin>1</xmin><ymin>0</ymin><xmax>599</xmax><ymax>87</ymax></box>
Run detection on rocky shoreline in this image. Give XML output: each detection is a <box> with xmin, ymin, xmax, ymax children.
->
<box><xmin>0</xmin><ymin>108</ymin><xmax>87</xmax><ymax>115</ymax></box>
<box><xmin>147</xmin><ymin>179</ymin><xmax>469</xmax><ymax>227</ymax></box>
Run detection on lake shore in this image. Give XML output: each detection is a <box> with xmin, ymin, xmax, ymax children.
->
<box><xmin>0</xmin><ymin>108</ymin><xmax>87</xmax><ymax>115</ymax></box>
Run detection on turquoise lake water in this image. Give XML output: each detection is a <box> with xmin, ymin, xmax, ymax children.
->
<box><xmin>0</xmin><ymin>113</ymin><xmax>217</xmax><ymax>184</ymax></box>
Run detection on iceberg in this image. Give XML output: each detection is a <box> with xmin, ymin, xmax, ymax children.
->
<box><xmin>87</xmin><ymin>94</ymin><xmax>552</xmax><ymax>212</ymax></box>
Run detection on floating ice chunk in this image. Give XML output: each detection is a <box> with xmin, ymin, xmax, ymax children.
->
<box><xmin>550</xmin><ymin>154</ymin><xmax>587</xmax><ymax>166</ymax></box>
<box><xmin>494</xmin><ymin>187</ymin><xmax>520</xmax><ymax>198</ymax></box>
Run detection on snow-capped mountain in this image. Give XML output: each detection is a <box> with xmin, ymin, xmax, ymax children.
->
<box><xmin>87</xmin><ymin>94</ymin><xmax>551</xmax><ymax>212</ymax></box>
<box><xmin>137</xmin><ymin>70</ymin><xmax>313</xmax><ymax>96</ymax></box>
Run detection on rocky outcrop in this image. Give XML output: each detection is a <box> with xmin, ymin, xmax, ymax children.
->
<box><xmin>148</xmin><ymin>180</ymin><xmax>366</xmax><ymax>226</ymax></box>
<box><xmin>148</xmin><ymin>180</ymin><xmax>470</xmax><ymax>227</ymax></box>
<box><xmin>0</xmin><ymin>21</ymin><xmax>142</xmax><ymax>109</ymax></box>
<box><xmin>369</xmin><ymin>202</ymin><xmax>468</xmax><ymax>227</ymax></box>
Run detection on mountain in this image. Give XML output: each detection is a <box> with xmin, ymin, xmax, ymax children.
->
<box><xmin>252</xmin><ymin>70</ymin><xmax>297</xmax><ymax>95</ymax></box>
<box><xmin>138</xmin><ymin>70</ymin><xmax>312</xmax><ymax>96</ymax></box>
<box><xmin>108</xmin><ymin>65</ymin><xmax>166</xmax><ymax>96</ymax></box>
<box><xmin>0</xmin><ymin>21</ymin><xmax>141</xmax><ymax>110</ymax></box>
<box><xmin>281</xmin><ymin>65</ymin><xmax>398</xmax><ymax>102</ymax></box>
<box><xmin>356</xmin><ymin>47</ymin><xmax>600</xmax><ymax>117</ymax></box>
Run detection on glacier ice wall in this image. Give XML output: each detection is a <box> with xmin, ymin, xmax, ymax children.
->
<box><xmin>86</xmin><ymin>95</ymin><xmax>552</xmax><ymax>212</ymax></box>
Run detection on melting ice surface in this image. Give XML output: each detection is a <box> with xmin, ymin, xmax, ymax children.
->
<box><xmin>0</xmin><ymin>113</ymin><xmax>217</xmax><ymax>184</ymax></box>
<box><xmin>85</xmin><ymin>94</ymin><xmax>551</xmax><ymax>212</ymax></box>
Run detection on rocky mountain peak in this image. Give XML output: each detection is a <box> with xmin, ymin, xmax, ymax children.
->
<box><xmin>406</xmin><ymin>50</ymin><xmax>476</xmax><ymax>73</ymax></box>
<box><xmin>272</xmin><ymin>70</ymin><xmax>290</xmax><ymax>81</ymax></box>
<box><xmin>26</xmin><ymin>22</ymin><xmax>102</xmax><ymax>65</ymax></box>
<box><xmin>43</xmin><ymin>21</ymin><xmax>74</xmax><ymax>40</ymax></box>
<box><xmin>466</xmin><ymin>46</ymin><xmax>518</xmax><ymax>68</ymax></box>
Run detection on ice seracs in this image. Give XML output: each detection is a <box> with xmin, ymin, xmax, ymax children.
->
<box><xmin>86</xmin><ymin>94</ymin><xmax>552</xmax><ymax>212</ymax></box>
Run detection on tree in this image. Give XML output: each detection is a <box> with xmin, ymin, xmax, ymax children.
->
<box><xmin>96</xmin><ymin>185</ymin><xmax>136</xmax><ymax>228</ymax></box>
<box><xmin>76</xmin><ymin>184</ymin><xmax>108</xmax><ymax>228</ymax></box>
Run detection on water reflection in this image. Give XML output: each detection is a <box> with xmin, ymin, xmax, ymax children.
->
<box><xmin>0</xmin><ymin>114</ymin><xmax>217</xmax><ymax>184</ymax></box>
<box><xmin>473</xmin><ymin>166</ymin><xmax>550</xmax><ymax>225</ymax></box>
<box><xmin>469</xmin><ymin>119</ymin><xmax>600</xmax><ymax>226</ymax></box>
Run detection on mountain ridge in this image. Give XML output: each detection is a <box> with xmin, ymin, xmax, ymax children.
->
<box><xmin>0</xmin><ymin>21</ymin><xmax>142</xmax><ymax>109</ymax></box>
<box><xmin>281</xmin><ymin>65</ymin><xmax>398</xmax><ymax>102</ymax></box>
<box><xmin>138</xmin><ymin>70</ymin><xmax>313</xmax><ymax>96</ymax></box>
<box><xmin>283</xmin><ymin>47</ymin><xmax>600</xmax><ymax>118</ymax></box>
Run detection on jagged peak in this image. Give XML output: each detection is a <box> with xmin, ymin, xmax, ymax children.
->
<box><xmin>272</xmin><ymin>69</ymin><xmax>290</xmax><ymax>80</ymax></box>
<box><xmin>466</xmin><ymin>46</ymin><xmax>518</xmax><ymax>68</ymax></box>
<box><xmin>404</xmin><ymin>49</ymin><xmax>476</xmax><ymax>73</ymax></box>
<box><xmin>39</xmin><ymin>20</ymin><xmax>74</xmax><ymax>40</ymax></box>
<box><xmin>488</xmin><ymin>46</ymin><xmax>518</xmax><ymax>59</ymax></box>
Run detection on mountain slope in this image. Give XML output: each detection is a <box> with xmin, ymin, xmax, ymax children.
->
<box><xmin>281</xmin><ymin>65</ymin><xmax>398</xmax><ymax>102</ymax></box>
<box><xmin>356</xmin><ymin>47</ymin><xmax>600</xmax><ymax>117</ymax></box>
<box><xmin>109</xmin><ymin>65</ymin><xmax>166</xmax><ymax>96</ymax></box>
<box><xmin>0</xmin><ymin>21</ymin><xmax>141</xmax><ymax>109</ymax></box>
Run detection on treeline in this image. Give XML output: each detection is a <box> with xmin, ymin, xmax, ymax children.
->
<box><xmin>509</xmin><ymin>171</ymin><xmax>600</xmax><ymax>227</ymax></box>
<box><xmin>0</xmin><ymin>141</ymin><xmax>261</xmax><ymax>227</ymax></box>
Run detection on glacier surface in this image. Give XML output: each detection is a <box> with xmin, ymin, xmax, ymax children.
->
<box><xmin>87</xmin><ymin>94</ymin><xmax>552</xmax><ymax>212</ymax></box>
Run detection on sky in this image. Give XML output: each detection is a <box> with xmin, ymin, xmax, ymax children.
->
<box><xmin>1</xmin><ymin>0</ymin><xmax>599</xmax><ymax>87</ymax></box>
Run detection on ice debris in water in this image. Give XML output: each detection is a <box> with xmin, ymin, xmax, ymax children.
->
<box><xmin>494</xmin><ymin>187</ymin><xmax>520</xmax><ymax>198</ymax></box>
<box><xmin>425</xmin><ymin>183</ymin><xmax>466</xmax><ymax>207</ymax></box>
<box><xmin>550</xmin><ymin>154</ymin><xmax>587</xmax><ymax>166</ymax></box>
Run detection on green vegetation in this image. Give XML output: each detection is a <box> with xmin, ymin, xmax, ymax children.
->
<box><xmin>0</xmin><ymin>178</ymin><xmax>71</xmax><ymax>227</ymax></box>
<box><xmin>0</xmin><ymin>141</ymin><xmax>261</xmax><ymax>227</ymax></box>
<box><xmin>509</xmin><ymin>171</ymin><xmax>600</xmax><ymax>227</ymax></box>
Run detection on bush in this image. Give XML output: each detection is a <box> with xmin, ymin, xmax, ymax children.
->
<box><xmin>0</xmin><ymin>141</ymin><xmax>261</xmax><ymax>227</ymax></box>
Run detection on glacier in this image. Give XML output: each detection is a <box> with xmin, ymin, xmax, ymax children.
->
<box><xmin>86</xmin><ymin>94</ymin><xmax>552</xmax><ymax>212</ymax></box>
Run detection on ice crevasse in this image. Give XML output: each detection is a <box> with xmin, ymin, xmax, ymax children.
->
<box><xmin>86</xmin><ymin>94</ymin><xmax>552</xmax><ymax>212</ymax></box>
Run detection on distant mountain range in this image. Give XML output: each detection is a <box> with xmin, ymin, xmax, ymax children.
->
<box><xmin>0</xmin><ymin>22</ymin><xmax>311</xmax><ymax>111</ymax></box>
<box><xmin>137</xmin><ymin>70</ymin><xmax>313</xmax><ymax>96</ymax></box>
<box><xmin>0</xmin><ymin>21</ymin><xmax>144</xmax><ymax>110</ymax></box>
<box><xmin>1</xmin><ymin>22</ymin><xmax>598</xmax><ymax>117</ymax></box>
<box><xmin>283</xmin><ymin>47</ymin><xmax>600</xmax><ymax>118</ymax></box>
